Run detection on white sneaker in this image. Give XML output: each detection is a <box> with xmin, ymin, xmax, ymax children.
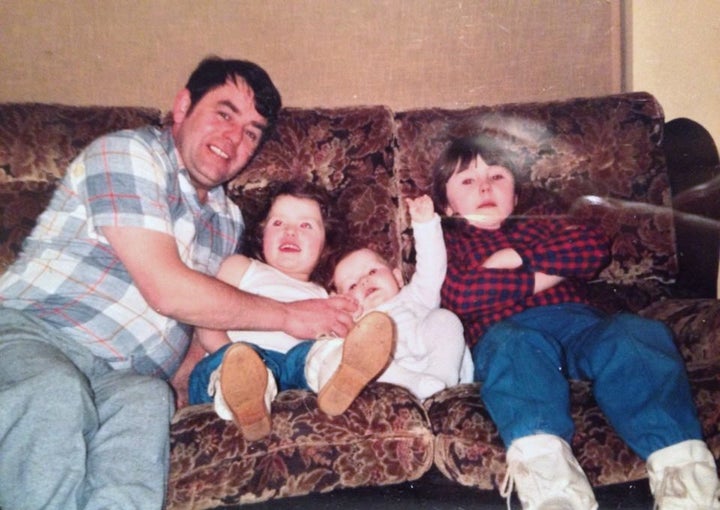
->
<box><xmin>647</xmin><ymin>440</ymin><xmax>720</xmax><ymax>509</ymax></box>
<box><xmin>501</xmin><ymin>434</ymin><xmax>598</xmax><ymax>510</ymax></box>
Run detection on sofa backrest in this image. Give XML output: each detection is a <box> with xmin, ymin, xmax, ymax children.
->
<box><xmin>0</xmin><ymin>103</ymin><xmax>163</xmax><ymax>272</ymax></box>
<box><xmin>226</xmin><ymin>106</ymin><xmax>401</xmax><ymax>277</ymax></box>
<box><xmin>393</xmin><ymin>92</ymin><xmax>677</xmax><ymax>289</ymax></box>
<box><xmin>0</xmin><ymin>95</ymin><xmax>676</xmax><ymax>298</ymax></box>
<box><xmin>0</xmin><ymin>103</ymin><xmax>163</xmax><ymax>184</ymax></box>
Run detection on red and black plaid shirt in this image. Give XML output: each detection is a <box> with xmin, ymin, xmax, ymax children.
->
<box><xmin>441</xmin><ymin>211</ymin><xmax>609</xmax><ymax>349</ymax></box>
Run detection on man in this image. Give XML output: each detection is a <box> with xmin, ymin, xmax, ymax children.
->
<box><xmin>0</xmin><ymin>56</ymin><xmax>356</xmax><ymax>510</ymax></box>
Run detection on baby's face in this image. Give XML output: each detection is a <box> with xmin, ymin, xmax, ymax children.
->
<box><xmin>444</xmin><ymin>155</ymin><xmax>517</xmax><ymax>230</ymax></box>
<box><xmin>262</xmin><ymin>194</ymin><xmax>326</xmax><ymax>281</ymax></box>
<box><xmin>333</xmin><ymin>248</ymin><xmax>403</xmax><ymax>311</ymax></box>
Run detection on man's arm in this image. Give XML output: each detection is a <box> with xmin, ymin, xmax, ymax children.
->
<box><xmin>102</xmin><ymin>226</ymin><xmax>356</xmax><ymax>339</ymax></box>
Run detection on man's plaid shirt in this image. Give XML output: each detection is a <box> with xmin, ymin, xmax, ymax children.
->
<box><xmin>0</xmin><ymin>126</ymin><xmax>242</xmax><ymax>378</ymax></box>
<box><xmin>441</xmin><ymin>209</ymin><xmax>609</xmax><ymax>349</ymax></box>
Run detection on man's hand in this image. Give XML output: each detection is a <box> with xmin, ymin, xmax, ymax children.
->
<box><xmin>283</xmin><ymin>295</ymin><xmax>358</xmax><ymax>339</ymax></box>
<box><xmin>406</xmin><ymin>195</ymin><xmax>435</xmax><ymax>223</ymax></box>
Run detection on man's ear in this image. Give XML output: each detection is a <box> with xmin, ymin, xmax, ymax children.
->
<box><xmin>392</xmin><ymin>267</ymin><xmax>404</xmax><ymax>288</ymax></box>
<box><xmin>172</xmin><ymin>89</ymin><xmax>192</xmax><ymax>124</ymax></box>
<box><xmin>444</xmin><ymin>205</ymin><xmax>455</xmax><ymax>216</ymax></box>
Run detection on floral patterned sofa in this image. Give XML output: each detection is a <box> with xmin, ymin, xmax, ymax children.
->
<box><xmin>1</xmin><ymin>93</ymin><xmax>719</xmax><ymax>509</ymax></box>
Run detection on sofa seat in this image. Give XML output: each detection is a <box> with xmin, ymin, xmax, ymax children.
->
<box><xmin>167</xmin><ymin>383</ymin><xmax>433</xmax><ymax>509</ymax></box>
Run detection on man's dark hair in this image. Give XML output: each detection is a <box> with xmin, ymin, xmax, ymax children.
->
<box><xmin>185</xmin><ymin>56</ymin><xmax>282</xmax><ymax>141</ymax></box>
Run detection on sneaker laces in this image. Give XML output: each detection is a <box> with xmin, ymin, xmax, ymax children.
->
<box><xmin>500</xmin><ymin>457</ymin><xmax>595</xmax><ymax>510</ymax></box>
<box><xmin>207</xmin><ymin>368</ymin><xmax>220</xmax><ymax>397</ymax></box>
<box><xmin>500</xmin><ymin>461</ymin><xmax>562</xmax><ymax>510</ymax></box>
<box><xmin>500</xmin><ymin>462</ymin><xmax>519</xmax><ymax>510</ymax></box>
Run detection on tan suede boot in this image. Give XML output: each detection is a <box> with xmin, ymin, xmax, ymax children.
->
<box><xmin>316</xmin><ymin>311</ymin><xmax>394</xmax><ymax>416</ymax></box>
<box><xmin>218</xmin><ymin>343</ymin><xmax>276</xmax><ymax>440</ymax></box>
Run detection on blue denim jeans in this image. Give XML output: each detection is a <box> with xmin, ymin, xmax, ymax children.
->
<box><xmin>0</xmin><ymin>308</ymin><xmax>174</xmax><ymax>510</ymax></box>
<box><xmin>472</xmin><ymin>303</ymin><xmax>702</xmax><ymax>459</ymax></box>
<box><xmin>189</xmin><ymin>340</ymin><xmax>314</xmax><ymax>405</ymax></box>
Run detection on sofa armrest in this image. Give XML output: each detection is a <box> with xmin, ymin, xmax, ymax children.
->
<box><xmin>663</xmin><ymin>118</ymin><xmax>720</xmax><ymax>298</ymax></box>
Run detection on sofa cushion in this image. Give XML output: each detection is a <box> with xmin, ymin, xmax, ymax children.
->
<box><xmin>167</xmin><ymin>383</ymin><xmax>434</xmax><ymax>509</ymax></box>
<box><xmin>0</xmin><ymin>102</ymin><xmax>162</xmax><ymax>184</ymax></box>
<box><xmin>393</xmin><ymin>93</ymin><xmax>676</xmax><ymax>288</ymax></box>
<box><xmin>227</xmin><ymin>106</ymin><xmax>400</xmax><ymax>276</ymax></box>
<box><xmin>426</xmin><ymin>382</ymin><xmax>648</xmax><ymax>490</ymax></box>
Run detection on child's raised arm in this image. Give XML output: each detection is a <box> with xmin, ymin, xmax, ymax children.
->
<box><xmin>406</xmin><ymin>195</ymin><xmax>435</xmax><ymax>223</ymax></box>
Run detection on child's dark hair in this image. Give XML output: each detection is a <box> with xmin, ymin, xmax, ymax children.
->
<box><xmin>431</xmin><ymin>134</ymin><xmax>519</xmax><ymax>215</ymax></box>
<box><xmin>241</xmin><ymin>179</ymin><xmax>345</xmax><ymax>286</ymax></box>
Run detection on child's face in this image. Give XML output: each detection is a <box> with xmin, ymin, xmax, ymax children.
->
<box><xmin>262</xmin><ymin>194</ymin><xmax>326</xmax><ymax>281</ymax></box>
<box><xmin>444</xmin><ymin>155</ymin><xmax>517</xmax><ymax>230</ymax></box>
<box><xmin>333</xmin><ymin>248</ymin><xmax>404</xmax><ymax>311</ymax></box>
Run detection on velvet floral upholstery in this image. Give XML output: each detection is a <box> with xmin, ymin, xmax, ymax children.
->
<box><xmin>226</xmin><ymin>106</ymin><xmax>401</xmax><ymax>271</ymax></box>
<box><xmin>167</xmin><ymin>384</ymin><xmax>433</xmax><ymax>509</ymax></box>
<box><xmin>0</xmin><ymin>102</ymin><xmax>162</xmax><ymax>184</ymax></box>
<box><xmin>1</xmin><ymin>94</ymin><xmax>719</xmax><ymax>508</ymax></box>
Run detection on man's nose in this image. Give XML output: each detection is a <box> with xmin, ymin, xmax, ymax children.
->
<box><xmin>225</xmin><ymin>127</ymin><xmax>244</xmax><ymax>145</ymax></box>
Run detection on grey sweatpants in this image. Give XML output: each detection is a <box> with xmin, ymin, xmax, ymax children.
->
<box><xmin>0</xmin><ymin>308</ymin><xmax>174</xmax><ymax>510</ymax></box>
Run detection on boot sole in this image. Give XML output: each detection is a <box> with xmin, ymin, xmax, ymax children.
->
<box><xmin>317</xmin><ymin>311</ymin><xmax>394</xmax><ymax>416</ymax></box>
<box><xmin>220</xmin><ymin>343</ymin><xmax>271</xmax><ymax>440</ymax></box>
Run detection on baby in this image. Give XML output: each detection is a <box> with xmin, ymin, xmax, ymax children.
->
<box><xmin>307</xmin><ymin>194</ymin><xmax>472</xmax><ymax>402</ymax></box>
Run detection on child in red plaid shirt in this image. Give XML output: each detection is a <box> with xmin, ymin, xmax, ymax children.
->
<box><xmin>431</xmin><ymin>135</ymin><xmax>719</xmax><ymax>510</ymax></box>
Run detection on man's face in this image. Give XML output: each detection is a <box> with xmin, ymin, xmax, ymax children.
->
<box><xmin>171</xmin><ymin>79</ymin><xmax>267</xmax><ymax>202</ymax></box>
<box><xmin>444</xmin><ymin>155</ymin><xmax>517</xmax><ymax>230</ymax></box>
<box><xmin>333</xmin><ymin>248</ymin><xmax>403</xmax><ymax>311</ymax></box>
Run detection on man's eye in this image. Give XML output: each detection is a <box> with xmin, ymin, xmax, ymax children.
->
<box><xmin>348</xmin><ymin>283</ymin><xmax>357</xmax><ymax>291</ymax></box>
<box><xmin>462</xmin><ymin>178</ymin><xmax>474</xmax><ymax>185</ymax></box>
<box><xmin>246</xmin><ymin>130</ymin><xmax>259</xmax><ymax>142</ymax></box>
<box><xmin>368</xmin><ymin>269</ymin><xmax>377</xmax><ymax>275</ymax></box>
<box><xmin>491</xmin><ymin>174</ymin><xmax>504</xmax><ymax>181</ymax></box>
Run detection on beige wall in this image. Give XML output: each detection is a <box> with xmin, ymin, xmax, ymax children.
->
<box><xmin>630</xmin><ymin>0</ymin><xmax>720</xmax><ymax>146</ymax></box>
<box><xmin>0</xmin><ymin>0</ymin><xmax>621</xmax><ymax>112</ymax></box>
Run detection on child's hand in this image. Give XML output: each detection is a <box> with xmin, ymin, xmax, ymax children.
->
<box><xmin>406</xmin><ymin>195</ymin><xmax>435</xmax><ymax>223</ymax></box>
<box><xmin>533</xmin><ymin>272</ymin><xmax>565</xmax><ymax>294</ymax></box>
<box><xmin>482</xmin><ymin>248</ymin><xmax>522</xmax><ymax>269</ymax></box>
